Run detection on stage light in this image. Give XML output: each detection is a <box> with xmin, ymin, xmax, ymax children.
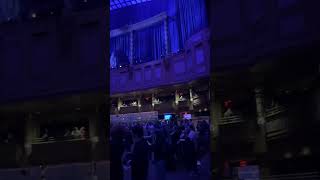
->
<box><xmin>284</xmin><ymin>152</ymin><xmax>292</xmax><ymax>159</ymax></box>
<box><xmin>31</xmin><ymin>13</ymin><xmax>37</xmax><ymax>18</ymax></box>
<box><xmin>301</xmin><ymin>147</ymin><xmax>311</xmax><ymax>156</ymax></box>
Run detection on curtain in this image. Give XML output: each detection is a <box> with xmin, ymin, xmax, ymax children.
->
<box><xmin>110</xmin><ymin>34</ymin><xmax>130</xmax><ymax>68</ymax></box>
<box><xmin>133</xmin><ymin>23</ymin><xmax>165</xmax><ymax>63</ymax></box>
<box><xmin>167</xmin><ymin>0</ymin><xmax>181</xmax><ymax>53</ymax></box>
<box><xmin>0</xmin><ymin>0</ymin><xmax>20</xmax><ymax>23</ymax></box>
<box><xmin>110</xmin><ymin>0</ymin><xmax>168</xmax><ymax>30</ymax></box>
<box><xmin>176</xmin><ymin>0</ymin><xmax>208</xmax><ymax>45</ymax></box>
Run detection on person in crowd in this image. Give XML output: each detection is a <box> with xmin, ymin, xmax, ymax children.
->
<box><xmin>41</xmin><ymin>129</ymin><xmax>49</xmax><ymax>141</ymax></box>
<box><xmin>184</xmin><ymin>133</ymin><xmax>198</xmax><ymax>176</ymax></box>
<box><xmin>188</xmin><ymin>124</ymin><xmax>197</xmax><ymax>142</ymax></box>
<box><xmin>71</xmin><ymin>127</ymin><xmax>81</xmax><ymax>138</ymax></box>
<box><xmin>40</xmin><ymin>164</ymin><xmax>47</xmax><ymax>180</ymax></box>
<box><xmin>110</xmin><ymin>118</ymin><xmax>210</xmax><ymax>179</ymax></box>
<box><xmin>110</xmin><ymin>125</ymin><xmax>125</xmax><ymax>180</ymax></box>
<box><xmin>80</xmin><ymin>126</ymin><xmax>86</xmax><ymax>139</ymax></box>
<box><xmin>125</xmin><ymin>125</ymin><xmax>150</xmax><ymax>180</ymax></box>
<box><xmin>151</xmin><ymin>123</ymin><xmax>168</xmax><ymax>180</ymax></box>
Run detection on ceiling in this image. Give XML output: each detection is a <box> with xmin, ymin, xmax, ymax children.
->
<box><xmin>110</xmin><ymin>0</ymin><xmax>152</xmax><ymax>11</ymax></box>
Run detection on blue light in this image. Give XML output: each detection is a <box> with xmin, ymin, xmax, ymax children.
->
<box><xmin>164</xmin><ymin>114</ymin><xmax>172</xmax><ymax>120</ymax></box>
<box><xmin>110</xmin><ymin>0</ymin><xmax>152</xmax><ymax>11</ymax></box>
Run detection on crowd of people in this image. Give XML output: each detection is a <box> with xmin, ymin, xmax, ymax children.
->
<box><xmin>110</xmin><ymin>118</ymin><xmax>210</xmax><ymax>180</ymax></box>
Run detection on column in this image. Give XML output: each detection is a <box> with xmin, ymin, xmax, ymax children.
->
<box><xmin>129</xmin><ymin>31</ymin><xmax>134</xmax><ymax>64</ymax></box>
<box><xmin>137</xmin><ymin>96</ymin><xmax>141</xmax><ymax>112</ymax></box>
<box><xmin>163</xmin><ymin>17</ymin><xmax>169</xmax><ymax>56</ymax></box>
<box><xmin>189</xmin><ymin>88</ymin><xmax>194</xmax><ymax>111</ymax></box>
<box><xmin>117</xmin><ymin>98</ymin><xmax>122</xmax><ymax>112</ymax></box>
<box><xmin>210</xmin><ymin>89</ymin><xmax>222</xmax><ymax>152</ymax></box>
<box><xmin>174</xmin><ymin>90</ymin><xmax>179</xmax><ymax>110</ymax></box>
<box><xmin>24</xmin><ymin>113</ymin><xmax>35</xmax><ymax>167</ymax></box>
<box><xmin>315</xmin><ymin>87</ymin><xmax>320</xmax><ymax>122</ymax></box>
<box><xmin>89</xmin><ymin>111</ymin><xmax>99</xmax><ymax>156</ymax></box>
<box><xmin>152</xmin><ymin>93</ymin><xmax>155</xmax><ymax>110</ymax></box>
<box><xmin>89</xmin><ymin>107</ymin><xmax>100</xmax><ymax>179</ymax></box>
<box><xmin>254</xmin><ymin>88</ymin><xmax>267</xmax><ymax>153</ymax></box>
<box><xmin>210</xmin><ymin>84</ymin><xmax>223</xmax><ymax>178</ymax></box>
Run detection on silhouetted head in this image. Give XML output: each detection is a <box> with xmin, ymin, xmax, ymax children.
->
<box><xmin>132</xmin><ymin>125</ymin><xmax>144</xmax><ymax>139</ymax></box>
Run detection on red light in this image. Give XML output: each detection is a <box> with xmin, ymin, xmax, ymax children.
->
<box><xmin>224</xmin><ymin>100</ymin><xmax>233</xmax><ymax>109</ymax></box>
<box><xmin>239</xmin><ymin>160</ymin><xmax>247</xmax><ymax>167</ymax></box>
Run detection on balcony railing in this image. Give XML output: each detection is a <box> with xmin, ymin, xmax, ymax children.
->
<box><xmin>265</xmin><ymin>105</ymin><xmax>288</xmax><ymax>141</ymax></box>
<box><xmin>219</xmin><ymin>115</ymin><xmax>244</xmax><ymax>125</ymax></box>
<box><xmin>265</xmin><ymin>105</ymin><xmax>286</xmax><ymax>118</ymax></box>
<box><xmin>262</xmin><ymin>172</ymin><xmax>320</xmax><ymax>180</ymax></box>
<box><xmin>110</xmin><ymin>28</ymin><xmax>210</xmax><ymax>94</ymax></box>
<box><xmin>222</xmin><ymin>172</ymin><xmax>320</xmax><ymax>180</ymax></box>
<box><xmin>32</xmin><ymin>136</ymin><xmax>89</xmax><ymax>144</ymax></box>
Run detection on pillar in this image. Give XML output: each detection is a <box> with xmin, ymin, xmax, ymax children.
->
<box><xmin>129</xmin><ymin>31</ymin><xmax>134</xmax><ymax>64</ymax></box>
<box><xmin>152</xmin><ymin>93</ymin><xmax>155</xmax><ymax>110</ymax></box>
<box><xmin>89</xmin><ymin>107</ymin><xmax>100</xmax><ymax>179</ymax></box>
<box><xmin>210</xmin><ymin>89</ymin><xmax>222</xmax><ymax>152</ymax></box>
<box><xmin>254</xmin><ymin>88</ymin><xmax>267</xmax><ymax>154</ymax></box>
<box><xmin>189</xmin><ymin>88</ymin><xmax>194</xmax><ymax>111</ymax></box>
<box><xmin>163</xmin><ymin>17</ymin><xmax>169</xmax><ymax>56</ymax></box>
<box><xmin>174</xmin><ymin>90</ymin><xmax>179</xmax><ymax>110</ymax></box>
<box><xmin>315</xmin><ymin>87</ymin><xmax>320</xmax><ymax>122</ymax></box>
<box><xmin>89</xmin><ymin>111</ymin><xmax>99</xmax><ymax>157</ymax></box>
<box><xmin>24</xmin><ymin>113</ymin><xmax>36</xmax><ymax>167</ymax></box>
<box><xmin>210</xmin><ymin>83</ymin><xmax>223</xmax><ymax>178</ymax></box>
<box><xmin>117</xmin><ymin>98</ymin><xmax>122</xmax><ymax>112</ymax></box>
<box><xmin>137</xmin><ymin>96</ymin><xmax>141</xmax><ymax>112</ymax></box>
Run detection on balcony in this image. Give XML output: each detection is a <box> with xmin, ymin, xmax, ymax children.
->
<box><xmin>265</xmin><ymin>105</ymin><xmax>289</xmax><ymax>141</ymax></box>
<box><xmin>30</xmin><ymin>139</ymin><xmax>91</xmax><ymax>165</ymax></box>
<box><xmin>210</xmin><ymin>0</ymin><xmax>320</xmax><ymax>71</ymax></box>
<box><xmin>218</xmin><ymin>114</ymin><xmax>256</xmax><ymax>144</ymax></box>
<box><xmin>119</xmin><ymin>106</ymin><xmax>139</xmax><ymax>114</ymax></box>
<box><xmin>110</xmin><ymin>29</ymin><xmax>210</xmax><ymax>94</ymax></box>
<box><xmin>219</xmin><ymin>115</ymin><xmax>244</xmax><ymax>125</ymax></box>
<box><xmin>265</xmin><ymin>105</ymin><xmax>286</xmax><ymax>118</ymax></box>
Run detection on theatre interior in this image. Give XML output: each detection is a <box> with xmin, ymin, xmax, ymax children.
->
<box><xmin>208</xmin><ymin>0</ymin><xmax>320</xmax><ymax>179</ymax></box>
<box><xmin>0</xmin><ymin>1</ymin><xmax>108</xmax><ymax>180</ymax></box>
<box><xmin>109</xmin><ymin>0</ymin><xmax>211</xmax><ymax>179</ymax></box>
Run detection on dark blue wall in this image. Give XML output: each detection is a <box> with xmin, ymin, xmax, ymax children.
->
<box><xmin>0</xmin><ymin>9</ymin><xmax>108</xmax><ymax>104</ymax></box>
<box><xmin>208</xmin><ymin>0</ymin><xmax>320</xmax><ymax>71</ymax></box>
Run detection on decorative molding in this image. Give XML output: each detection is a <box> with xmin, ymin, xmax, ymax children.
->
<box><xmin>110</xmin><ymin>12</ymin><xmax>167</xmax><ymax>38</ymax></box>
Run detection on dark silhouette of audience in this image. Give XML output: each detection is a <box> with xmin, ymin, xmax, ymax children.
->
<box><xmin>110</xmin><ymin>118</ymin><xmax>210</xmax><ymax>180</ymax></box>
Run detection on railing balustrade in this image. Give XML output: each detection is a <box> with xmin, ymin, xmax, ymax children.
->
<box><xmin>219</xmin><ymin>115</ymin><xmax>244</xmax><ymax>125</ymax></box>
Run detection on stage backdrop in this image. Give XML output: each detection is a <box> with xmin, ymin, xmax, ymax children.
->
<box><xmin>110</xmin><ymin>0</ymin><xmax>208</xmax><ymax>66</ymax></box>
